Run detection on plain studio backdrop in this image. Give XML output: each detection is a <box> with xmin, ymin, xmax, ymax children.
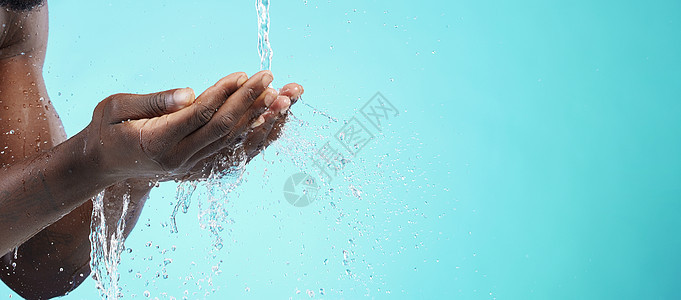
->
<box><xmin>2</xmin><ymin>0</ymin><xmax>680</xmax><ymax>299</ymax></box>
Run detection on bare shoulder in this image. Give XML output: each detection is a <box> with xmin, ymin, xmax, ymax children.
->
<box><xmin>0</xmin><ymin>2</ymin><xmax>48</xmax><ymax>61</ymax></box>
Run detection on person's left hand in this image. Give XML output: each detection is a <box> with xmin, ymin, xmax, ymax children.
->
<box><xmin>170</xmin><ymin>81</ymin><xmax>304</xmax><ymax>181</ymax></box>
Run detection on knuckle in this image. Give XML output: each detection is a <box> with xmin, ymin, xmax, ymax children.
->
<box><xmin>214</xmin><ymin>113</ymin><xmax>238</xmax><ymax>136</ymax></box>
<box><xmin>96</xmin><ymin>94</ymin><xmax>125</xmax><ymax>120</ymax></box>
<box><xmin>102</xmin><ymin>93</ymin><xmax>123</xmax><ymax>110</ymax></box>
<box><xmin>231</xmin><ymin>71</ymin><xmax>247</xmax><ymax>78</ymax></box>
<box><xmin>243</xmin><ymin>87</ymin><xmax>258</xmax><ymax>102</ymax></box>
<box><xmin>145</xmin><ymin>93</ymin><xmax>167</xmax><ymax>116</ymax></box>
<box><xmin>193</xmin><ymin>102</ymin><xmax>215</xmax><ymax>125</ymax></box>
<box><xmin>217</xmin><ymin>87</ymin><xmax>233</xmax><ymax>103</ymax></box>
<box><xmin>93</xmin><ymin>99</ymin><xmax>109</xmax><ymax>116</ymax></box>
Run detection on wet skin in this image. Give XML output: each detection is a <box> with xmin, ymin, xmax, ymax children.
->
<box><xmin>0</xmin><ymin>3</ymin><xmax>304</xmax><ymax>299</ymax></box>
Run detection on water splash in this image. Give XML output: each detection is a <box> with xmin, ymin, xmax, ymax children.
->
<box><xmin>169</xmin><ymin>180</ymin><xmax>198</xmax><ymax>233</ymax></box>
<box><xmin>170</xmin><ymin>147</ymin><xmax>249</xmax><ymax>251</ymax></box>
<box><xmin>297</xmin><ymin>97</ymin><xmax>339</xmax><ymax>123</ymax></box>
<box><xmin>256</xmin><ymin>0</ymin><xmax>273</xmax><ymax>71</ymax></box>
<box><xmin>166</xmin><ymin>0</ymin><xmax>272</xmax><ymax>241</ymax></box>
<box><xmin>89</xmin><ymin>190</ymin><xmax>131</xmax><ymax>299</ymax></box>
<box><xmin>168</xmin><ymin>0</ymin><xmax>274</xmax><ymax>243</ymax></box>
<box><xmin>197</xmin><ymin>153</ymin><xmax>248</xmax><ymax>250</ymax></box>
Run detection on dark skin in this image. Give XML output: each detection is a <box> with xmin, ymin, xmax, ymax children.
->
<box><xmin>0</xmin><ymin>2</ymin><xmax>304</xmax><ymax>299</ymax></box>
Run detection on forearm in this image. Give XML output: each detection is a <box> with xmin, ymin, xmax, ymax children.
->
<box><xmin>0</xmin><ymin>175</ymin><xmax>153</xmax><ymax>299</ymax></box>
<box><xmin>0</xmin><ymin>129</ymin><xmax>119</xmax><ymax>255</ymax></box>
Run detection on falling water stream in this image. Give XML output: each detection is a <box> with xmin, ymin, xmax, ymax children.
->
<box><xmin>89</xmin><ymin>190</ymin><xmax>131</xmax><ymax>299</ymax></box>
<box><xmin>256</xmin><ymin>0</ymin><xmax>273</xmax><ymax>71</ymax></box>
<box><xmin>169</xmin><ymin>0</ymin><xmax>273</xmax><ymax>241</ymax></box>
<box><xmin>86</xmin><ymin>2</ymin><xmax>330</xmax><ymax>298</ymax></box>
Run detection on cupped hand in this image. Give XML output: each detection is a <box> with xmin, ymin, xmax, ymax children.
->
<box><xmin>83</xmin><ymin>71</ymin><xmax>278</xmax><ymax>181</ymax></box>
<box><xmin>241</xmin><ymin>82</ymin><xmax>304</xmax><ymax>159</ymax></box>
<box><xmin>179</xmin><ymin>82</ymin><xmax>305</xmax><ymax>181</ymax></box>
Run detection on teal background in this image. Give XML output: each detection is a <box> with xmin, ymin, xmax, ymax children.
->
<box><xmin>2</xmin><ymin>0</ymin><xmax>681</xmax><ymax>299</ymax></box>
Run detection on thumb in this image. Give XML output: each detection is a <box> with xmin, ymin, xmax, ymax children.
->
<box><xmin>109</xmin><ymin>88</ymin><xmax>195</xmax><ymax>122</ymax></box>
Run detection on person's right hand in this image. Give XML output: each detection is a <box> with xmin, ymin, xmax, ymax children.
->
<box><xmin>82</xmin><ymin>70</ymin><xmax>276</xmax><ymax>181</ymax></box>
<box><xmin>178</xmin><ymin>82</ymin><xmax>305</xmax><ymax>180</ymax></box>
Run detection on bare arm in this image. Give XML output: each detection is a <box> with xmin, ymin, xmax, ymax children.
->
<box><xmin>0</xmin><ymin>6</ymin><xmax>157</xmax><ymax>298</ymax></box>
<box><xmin>0</xmin><ymin>3</ymin><xmax>302</xmax><ymax>299</ymax></box>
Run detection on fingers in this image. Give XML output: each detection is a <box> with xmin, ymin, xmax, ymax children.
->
<box><xmin>107</xmin><ymin>88</ymin><xmax>196</xmax><ymax>123</ymax></box>
<box><xmin>183</xmin><ymin>88</ymin><xmax>278</xmax><ymax>166</ymax></box>
<box><xmin>194</xmin><ymin>83</ymin><xmax>301</xmax><ymax>165</ymax></box>
<box><xmin>241</xmin><ymin>95</ymin><xmax>291</xmax><ymax>156</ymax></box>
<box><xmin>160</xmin><ymin>72</ymin><xmax>248</xmax><ymax>138</ymax></box>
<box><xmin>261</xmin><ymin>103</ymin><xmax>291</xmax><ymax>149</ymax></box>
<box><xmin>233</xmin><ymin>95</ymin><xmax>291</xmax><ymax>163</ymax></box>
<box><xmin>179</xmin><ymin>81</ymin><xmax>302</xmax><ymax>173</ymax></box>
<box><xmin>122</xmin><ymin>72</ymin><xmax>248</xmax><ymax>173</ymax></box>
<box><xmin>256</xmin><ymin>83</ymin><xmax>303</xmax><ymax>149</ymax></box>
<box><xmin>279</xmin><ymin>83</ymin><xmax>304</xmax><ymax>104</ymax></box>
<box><xmin>177</xmin><ymin>70</ymin><xmax>275</xmax><ymax>158</ymax></box>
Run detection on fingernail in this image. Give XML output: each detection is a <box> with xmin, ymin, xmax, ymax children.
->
<box><xmin>251</xmin><ymin>115</ymin><xmax>265</xmax><ymax>128</ymax></box>
<box><xmin>264</xmin><ymin>92</ymin><xmax>277</xmax><ymax>107</ymax></box>
<box><xmin>172</xmin><ymin>88</ymin><xmax>195</xmax><ymax>109</ymax></box>
<box><xmin>261</xmin><ymin>72</ymin><xmax>273</xmax><ymax>88</ymax></box>
<box><xmin>278</xmin><ymin>96</ymin><xmax>291</xmax><ymax>115</ymax></box>
<box><xmin>237</xmin><ymin>74</ymin><xmax>248</xmax><ymax>86</ymax></box>
<box><xmin>298</xmin><ymin>84</ymin><xmax>304</xmax><ymax>94</ymax></box>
